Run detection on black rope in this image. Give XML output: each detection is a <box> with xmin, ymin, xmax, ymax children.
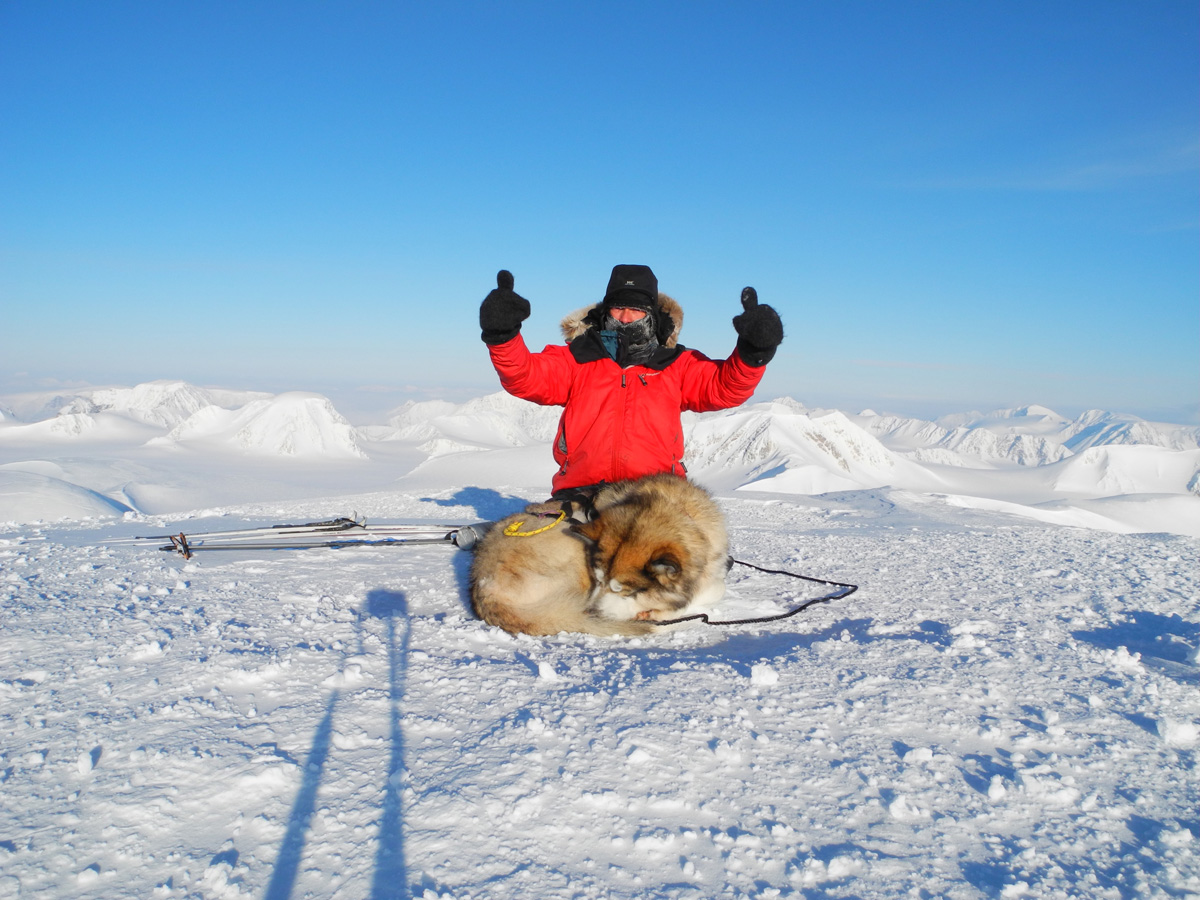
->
<box><xmin>651</xmin><ymin>558</ymin><xmax>858</xmax><ymax>627</ymax></box>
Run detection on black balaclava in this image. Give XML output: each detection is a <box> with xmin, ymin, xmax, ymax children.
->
<box><xmin>600</xmin><ymin>264</ymin><xmax>660</xmax><ymax>367</ymax></box>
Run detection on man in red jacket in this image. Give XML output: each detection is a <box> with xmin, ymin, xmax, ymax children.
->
<box><xmin>479</xmin><ymin>264</ymin><xmax>783</xmax><ymax>498</ymax></box>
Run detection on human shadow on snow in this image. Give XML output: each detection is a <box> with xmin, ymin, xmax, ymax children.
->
<box><xmin>263</xmin><ymin>589</ymin><xmax>411</xmax><ymax>900</ymax></box>
<box><xmin>263</xmin><ymin>690</ymin><xmax>340</xmax><ymax>900</ymax></box>
<box><xmin>446</xmin><ymin>548</ymin><xmax>477</xmax><ymax>616</ymax></box>
<box><xmin>420</xmin><ymin>486</ymin><xmax>530</xmax><ymax>521</ymax></box>
<box><xmin>365</xmin><ymin>589</ymin><xmax>411</xmax><ymax>900</ymax></box>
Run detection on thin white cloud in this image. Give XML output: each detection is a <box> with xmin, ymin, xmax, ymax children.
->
<box><xmin>904</xmin><ymin>134</ymin><xmax>1199</xmax><ymax>192</ymax></box>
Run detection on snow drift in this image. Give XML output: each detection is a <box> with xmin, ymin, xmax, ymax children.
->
<box><xmin>0</xmin><ymin>469</ymin><xmax>132</xmax><ymax>521</ymax></box>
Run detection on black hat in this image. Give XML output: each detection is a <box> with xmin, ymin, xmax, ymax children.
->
<box><xmin>603</xmin><ymin>264</ymin><xmax>658</xmax><ymax>310</ymax></box>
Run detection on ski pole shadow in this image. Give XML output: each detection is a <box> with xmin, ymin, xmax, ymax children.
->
<box><xmin>365</xmin><ymin>589</ymin><xmax>410</xmax><ymax>900</ymax></box>
<box><xmin>263</xmin><ymin>590</ymin><xmax>412</xmax><ymax>900</ymax></box>
<box><xmin>263</xmin><ymin>690</ymin><xmax>340</xmax><ymax>900</ymax></box>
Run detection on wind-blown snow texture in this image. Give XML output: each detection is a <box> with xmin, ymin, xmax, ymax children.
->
<box><xmin>0</xmin><ymin>382</ymin><xmax>1197</xmax><ymax>899</ymax></box>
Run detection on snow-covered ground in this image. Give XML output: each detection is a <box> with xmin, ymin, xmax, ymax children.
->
<box><xmin>1</xmin><ymin>382</ymin><xmax>1197</xmax><ymax>899</ymax></box>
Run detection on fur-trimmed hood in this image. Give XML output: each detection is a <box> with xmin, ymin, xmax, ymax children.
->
<box><xmin>559</xmin><ymin>292</ymin><xmax>684</xmax><ymax>348</ymax></box>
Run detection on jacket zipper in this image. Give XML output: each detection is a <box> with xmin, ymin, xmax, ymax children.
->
<box><xmin>614</xmin><ymin>370</ymin><xmax>628</xmax><ymax>477</ymax></box>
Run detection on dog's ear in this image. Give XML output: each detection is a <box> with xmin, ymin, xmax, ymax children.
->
<box><xmin>571</xmin><ymin>517</ymin><xmax>603</xmax><ymax>547</ymax></box>
<box><xmin>645</xmin><ymin>553</ymin><xmax>682</xmax><ymax>582</ymax></box>
<box><xmin>559</xmin><ymin>498</ymin><xmax>596</xmax><ymax>524</ymax></box>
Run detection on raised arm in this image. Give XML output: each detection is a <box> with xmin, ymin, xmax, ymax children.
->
<box><xmin>480</xmin><ymin>270</ymin><xmax>574</xmax><ymax>406</ymax></box>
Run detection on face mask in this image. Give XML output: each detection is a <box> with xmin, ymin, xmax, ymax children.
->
<box><xmin>601</xmin><ymin>312</ymin><xmax>659</xmax><ymax>367</ymax></box>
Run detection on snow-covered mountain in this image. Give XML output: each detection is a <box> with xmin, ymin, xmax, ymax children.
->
<box><xmin>149</xmin><ymin>392</ymin><xmax>367</xmax><ymax>459</ymax></box>
<box><xmin>382</xmin><ymin>393</ymin><xmax>560</xmax><ymax>455</ymax></box>
<box><xmin>852</xmin><ymin>411</ymin><xmax>1071</xmax><ymax>468</ymax></box>
<box><xmin>682</xmin><ymin>401</ymin><xmax>921</xmax><ymax>494</ymax></box>
<box><xmin>854</xmin><ymin>403</ymin><xmax>1199</xmax><ymax>469</ymax></box>
<box><xmin>935</xmin><ymin>403</ymin><xmax>1073</xmax><ymax>436</ymax></box>
<box><xmin>1050</xmin><ymin>445</ymin><xmax>1200</xmax><ymax>498</ymax></box>
<box><xmin>1064</xmin><ymin>410</ymin><xmax>1200</xmax><ymax>453</ymax></box>
<box><xmin>0</xmin><ymin>383</ymin><xmax>363</xmax><ymax>459</ymax></box>
<box><xmin>0</xmin><ymin>381</ymin><xmax>1198</xmax><ymax>536</ymax></box>
<box><xmin>0</xmin><ymin>381</ymin><xmax>272</xmax><ymax>428</ymax></box>
<box><xmin>65</xmin><ymin>381</ymin><xmax>246</xmax><ymax>429</ymax></box>
<box><xmin>0</xmin><ymin>409</ymin><xmax>162</xmax><ymax>444</ymax></box>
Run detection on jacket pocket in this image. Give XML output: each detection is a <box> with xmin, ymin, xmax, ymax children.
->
<box><xmin>554</xmin><ymin>424</ymin><xmax>569</xmax><ymax>475</ymax></box>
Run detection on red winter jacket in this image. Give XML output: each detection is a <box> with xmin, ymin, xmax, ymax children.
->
<box><xmin>486</xmin><ymin>293</ymin><xmax>767</xmax><ymax>493</ymax></box>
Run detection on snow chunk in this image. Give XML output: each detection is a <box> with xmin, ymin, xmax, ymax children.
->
<box><xmin>750</xmin><ymin>663</ymin><xmax>780</xmax><ymax>685</ymax></box>
<box><xmin>888</xmin><ymin>794</ymin><xmax>931</xmax><ymax>821</ymax></box>
<box><xmin>626</xmin><ymin>747</ymin><xmax>652</xmax><ymax>765</ymax></box>
<box><xmin>322</xmin><ymin>663</ymin><xmax>366</xmax><ymax>687</ymax></box>
<box><xmin>1000</xmin><ymin>881</ymin><xmax>1032</xmax><ymax>898</ymax></box>
<box><xmin>76</xmin><ymin>748</ymin><xmax>98</xmax><ymax>775</ymax></box>
<box><xmin>1157</xmin><ymin>718</ymin><xmax>1199</xmax><ymax>749</ymax></box>
<box><xmin>792</xmin><ymin>854</ymin><xmax>867</xmax><ymax>885</ymax></box>
<box><xmin>1104</xmin><ymin>646</ymin><xmax>1144</xmax><ymax>673</ymax></box>
<box><xmin>902</xmin><ymin>746</ymin><xmax>934</xmax><ymax>764</ymax></box>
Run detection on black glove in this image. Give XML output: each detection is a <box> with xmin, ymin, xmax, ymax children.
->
<box><xmin>479</xmin><ymin>269</ymin><xmax>531</xmax><ymax>345</ymax></box>
<box><xmin>732</xmin><ymin>287</ymin><xmax>783</xmax><ymax>366</ymax></box>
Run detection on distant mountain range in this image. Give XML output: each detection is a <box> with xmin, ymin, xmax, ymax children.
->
<box><xmin>854</xmin><ymin>403</ymin><xmax>1200</xmax><ymax>462</ymax></box>
<box><xmin>1</xmin><ymin>380</ymin><xmax>1197</xmax><ymax>502</ymax></box>
<box><xmin>0</xmin><ymin>382</ymin><xmax>363</xmax><ymax>458</ymax></box>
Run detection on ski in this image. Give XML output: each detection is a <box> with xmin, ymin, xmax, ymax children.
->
<box><xmin>117</xmin><ymin>516</ymin><xmax>492</xmax><ymax>558</ymax></box>
<box><xmin>132</xmin><ymin>515</ymin><xmax>369</xmax><ymax>543</ymax></box>
<box><xmin>161</xmin><ymin>532</ymin><xmax>459</xmax><ymax>556</ymax></box>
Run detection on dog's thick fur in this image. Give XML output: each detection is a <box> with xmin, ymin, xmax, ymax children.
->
<box><xmin>469</xmin><ymin>474</ymin><xmax>729</xmax><ymax>637</ymax></box>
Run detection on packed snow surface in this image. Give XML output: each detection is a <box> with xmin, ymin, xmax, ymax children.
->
<box><xmin>0</xmin><ymin>382</ymin><xmax>1197</xmax><ymax>899</ymax></box>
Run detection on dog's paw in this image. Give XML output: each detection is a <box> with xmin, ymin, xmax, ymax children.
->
<box><xmin>633</xmin><ymin>607</ymin><xmax>687</xmax><ymax>622</ymax></box>
<box><xmin>590</xmin><ymin>590</ymin><xmax>642</xmax><ymax>622</ymax></box>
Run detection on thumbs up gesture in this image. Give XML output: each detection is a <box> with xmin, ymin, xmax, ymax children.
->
<box><xmin>479</xmin><ymin>269</ymin><xmax>531</xmax><ymax>345</ymax></box>
<box><xmin>732</xmin><ymin>287</ymin><xmax>783</xmax><ymax>366</ymax></box>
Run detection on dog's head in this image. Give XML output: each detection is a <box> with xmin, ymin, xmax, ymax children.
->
<box><xmin>574</xmin><ymin>504</ymin><xmax>694</xmax><ymax>605</ymax></box>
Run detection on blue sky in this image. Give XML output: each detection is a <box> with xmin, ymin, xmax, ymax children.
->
<box><xmin>2</xmin><ymin>1</ymin><xmax>1197</xmax><ymax>423</ymax></box>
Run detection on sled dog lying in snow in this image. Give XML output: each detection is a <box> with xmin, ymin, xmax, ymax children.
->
<box><xmin>470</xmin><ymin>474</ymin><xmax>730</xmax><ymax>637</ymax></box>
